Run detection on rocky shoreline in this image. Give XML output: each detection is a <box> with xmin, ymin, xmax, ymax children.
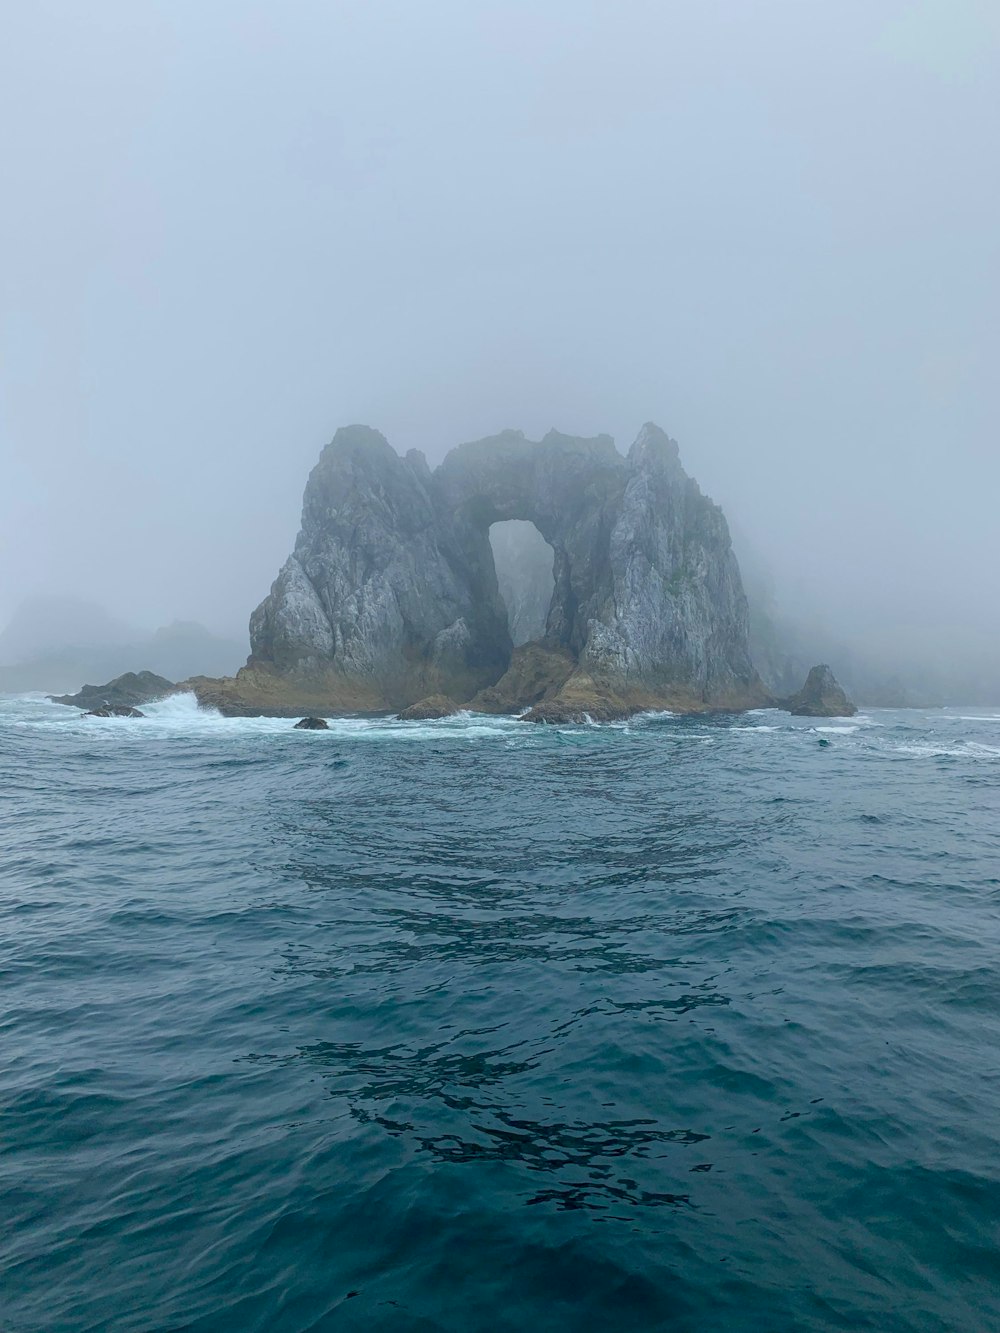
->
<box><xmin>50</xmin><ymin>660</ymin><xmax>858</xmax><ymax>726</ymax></box>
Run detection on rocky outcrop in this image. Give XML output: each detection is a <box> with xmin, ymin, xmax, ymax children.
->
<box><xmin>83</xmin><ymin>704</ymin><xmax>145</xmax><ymax>718</ymax></box>
<box><xmin>396</xmin><ymin>694</ymin><xmax>460</xmax><ymax>720</ymax></box>
<box><xmin>180</xmin><ymin>666</ymin><xmax>380</xmax><ymax>718</ymax></box>
<box><xmin>52</xmin><ymin>671</ymin><xmax>174</xmax><ymax>710</ymax></box>
<box><xmin>784</xmin><ymin>665</ymin><xmax>857</xmax><ymax>717</ymax></box>
<box><xmin>192</xmin><ymin>422</ymin><xmax>768</xmax><ymax>718</ymax></box>
<box><xmin>293</xmin><ymin>716</ymin><xmax>329</xmax><ymax>729</ymax></box>
<box><xmin>470</xmin><ymin>642</ymin><xmax>576</xmax><ymax>714</ymax></box>
<box><xmin>523</xmin><ymin>682</ymin><xmax>635</xmax><ymax>725</ymax></box>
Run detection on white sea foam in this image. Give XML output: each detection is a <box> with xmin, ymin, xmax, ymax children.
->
<box><xmin>894</xmin><ymin>742</ymin><xmax>995</xmax><ymax>759</ymax></box>
<box><xmin>1</xmin><ymin>691</ymin><xmax>526</xmax><ymax>743</ymax></box>
<box><xmin>5</xmin><ymin>691</ymin><xmax>998</xmax><ymax>758</ymax></box>
<box><xmin>141</xmin><ymin>692</ymin><xmax>294</xmax><ymax>735</ymax></box>
<box><xmin>140</xmin><ymin>695</ymin><xmax>526</xmax><ymax>741</ymax></box>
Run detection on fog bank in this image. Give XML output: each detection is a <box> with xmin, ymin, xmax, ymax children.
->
<box><xmin>2</xmin><ymin>2</ymin><xmax>997</xmax><ymax>692</ymax></box>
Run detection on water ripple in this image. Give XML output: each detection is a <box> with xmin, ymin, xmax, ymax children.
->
<box><xmin>2</xmin><ymin>697</ymin><xmax>999</xmax><ymax>1331</ymax></box>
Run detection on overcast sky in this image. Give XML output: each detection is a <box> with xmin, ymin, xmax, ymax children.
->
<box><xmin>2</xmin><ymin>0</ymin><xmax>997</xmax><ymax>656</ymax></box>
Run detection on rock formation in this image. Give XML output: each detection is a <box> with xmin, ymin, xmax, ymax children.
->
<box><xmin>193</xmin><ymin>423</ymin><xmax>768</xmax><ymax>719</ymax></box>
<box><xmin>293</xmin><ymin>716</ymin><xmax>329</xmax><ymax>729</ymax></box>
<box><xmin>470</xmin><ymin>642</ymin><xmax>576</xmax><ymax>715</ymax></box>
<box><xmin>396</xmin><ymin>694</ymin><xmax>461</xmax><ymax>720</ymax></box>
<box><xmin>83</xmin><ymin>704</ymin><xmax>145</xmax><ymax>718</ymax></box>
<box><xmin>783</xmin><ymin>665</ymin><xmax>857</xmax><ymax>717</ymax></box>
<box><xmin>52</xmin><ymin>671</ymin><xmax>174</xmax><ymax>710</ymax></box>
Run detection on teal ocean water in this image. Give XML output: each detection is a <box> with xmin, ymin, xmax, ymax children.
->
<box><xmin>2</xmin><ymin>694</ymin><xmax>999</xmax><ymax>1332</ymax></box>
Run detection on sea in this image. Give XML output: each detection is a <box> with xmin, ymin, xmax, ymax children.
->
<box><xmin>2</xmin><ymin>692</ymin><xmax>999</xmax><ymax>1332</ymax></box>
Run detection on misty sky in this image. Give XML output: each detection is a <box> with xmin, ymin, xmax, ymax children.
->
<box><xmin>2</xmin><ymin>1</ymin><xmax>997</xmax><ymax>657</ymax></box>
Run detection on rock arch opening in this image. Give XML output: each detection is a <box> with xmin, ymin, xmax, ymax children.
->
<box><xmin>488</xmin><ymin>520</ymin><xmax>555</xmax><ymax>647</ymax></box>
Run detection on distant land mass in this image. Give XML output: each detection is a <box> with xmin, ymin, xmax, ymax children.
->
<box><xmin>0</xmin><ymin>598</ymin><xmax>245</xmax><ymax>693</ymax></box>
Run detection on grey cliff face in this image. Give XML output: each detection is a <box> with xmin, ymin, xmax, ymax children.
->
<box><xmin>242</xmin><ymin>422</ymin><xmax>767</xmax><ymax>716</ymax></box>
<box><xmin>249</xmin><ymin>426</ymin><xmax>510</xmax><ymax>704</ymax></box>
<box><xmin>585</xmin><ymin>424</ymin><xmax>758</xmax><ymax>698</ymax></box>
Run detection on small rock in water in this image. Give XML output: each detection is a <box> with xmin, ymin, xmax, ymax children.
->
<box><xmin>53</xmin><ymin>671</ymin><xmax>174</xmax><ymax>710</ymax></box>
<box><xmin>396</xmin><ymin>695</ymin><xmax>459</xmax><ymax>721</ymax></box>
<box><xmin>783</xmin><ymin>665</ymin><xmax>857</xmax><ymax>717</ymax></box>
<box><xmin>82</xmin><ymin>705</ymin><xmax>145</xmax><ymax>718</ymax></box>
<box><xmin>293</xmin><ymin>716</ymin><xmax>329</xmax><ymax>730</ymax></box>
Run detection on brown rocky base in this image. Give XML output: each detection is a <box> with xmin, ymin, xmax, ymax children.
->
<box><xmin>178</xmin><ymin>666</ymin><xmax>383</xmax><ymax>718</ymax></box>
<box><xmin>470</xmin><ymin>642</ymin><xmax>576</xmax><ymax>714</ymax></box>
<box><xmin>396</xmin><ymin>695</ymin><xmax>460</xmax><ymax>720</ymax></box>
<box><xmin>176</xmin><ymin>641</ymin><xmax>772</xmax><ymax>723</ymax></box>
<box><xmin>523</xmin><ymin>696</ymin><xmax>633</xmax><ymax>724</ymax></box>
<box><xmin>521</xmin><ymin>673</ymin><xmax>770</xmax><ymax>724</ymax></box>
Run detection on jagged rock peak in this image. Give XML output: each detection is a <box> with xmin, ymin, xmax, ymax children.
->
<box><xmin>629</xmin><ymin>420</ymin><xmax>681</xmax><ymax>463</ymax></box>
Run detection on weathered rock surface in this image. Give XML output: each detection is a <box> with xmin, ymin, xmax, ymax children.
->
<box><xmin>83</xmin><ymin>704</ymin><xmax>145</xmax><ymax>718</ymax></box>
<box><xmin>469</xmin><ymin>642</ymin><xmax>576</xmax><ymax>714</ymax></box>
<box><xmin>248</xmin><ymin>426</ymin><xmax>510</xmax><ymax>704</ymax></box>
<box><xmin>52</xmin><ymin>670</ymin><xmax>174</xmax><ymax>710</ymax></box>
<box><xmin>180</xmin><ymin>666</ymin><xmax>381</xmax><ymax>718</ymax></box>
<box><xmin>293</xmin><ymin>716</ymin><xmax>329</xmax><ymax>729</ymax></box>
<box><xmin>523</xmin><ymin>681</ymin><xmax>634</xmax><ymax>725</ymax></box>
<box><xmin>784</xmin><ymin>665</ymin><xmax>857</xmax><ymax>717</ymax></box>
<box><xmin>192</xmin><ymin>422</ymin><xmax>768</xmax><ymax>718</ymax></box>
<box><xmin>396</xmin><ymin>694</ymin><xmax>460</xmax><ymax>720</ymax></box>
